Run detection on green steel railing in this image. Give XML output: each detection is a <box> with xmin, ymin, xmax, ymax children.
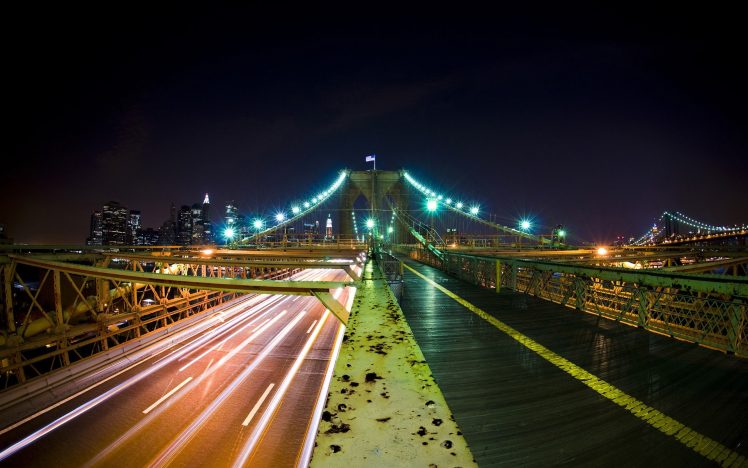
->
<box><xmin>398</xmin><ymin>246</ymin><xmax>748</xmax><ymax>357</ymax></box>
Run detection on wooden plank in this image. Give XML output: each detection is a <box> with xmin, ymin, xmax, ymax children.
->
<box><xmin>399</xmin><ymin>259</ymin><xmax>748</xmax><ymax>466</ymax></box>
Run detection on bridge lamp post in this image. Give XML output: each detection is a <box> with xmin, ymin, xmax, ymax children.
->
<box><xmin>275</xmin><ymin>212</ymin><xmax>286</xmax><ymax>244</ymax></box>
<box><xmin>518</xmin><ymin>219</ymin><xmax>532</xmax><ymax>250</ymax></box>
<box><xmin>223</xmin><ymin>227</ymin><xmax>236</xmax><ymax>248</ymax></box>
<box><xmin>366</xmin><ymin>218</ymin><xmax>376</xmax><ymax>250</ymax></box>
<box><xmin>253</xmin><ymin>218</ymin><xmax>264</xmax><ymax>247</ymax></box>
<box><xmin>426</xmin><ymin>199</ymin><xmax>438</xmax><ymax>242</ymax></box>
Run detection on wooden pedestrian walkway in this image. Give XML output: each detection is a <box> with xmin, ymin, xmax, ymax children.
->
<box><xmin>399</xmin><ymin>258</ymin><xmax>748</xmax><ymax>467</ymax></box>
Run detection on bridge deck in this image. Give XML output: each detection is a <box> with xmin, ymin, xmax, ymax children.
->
<box><xmin>399</xmin><ymin>258</ymin><xmax>748</xmax><ymax>467</ymax></box>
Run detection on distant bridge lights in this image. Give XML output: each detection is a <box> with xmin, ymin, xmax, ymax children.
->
<box><xmin>426</xmin><ymin>199</ymin><xmax>438</xmax><ymax>212</ymax></box>
<box><xmin>455</xmin><ymin>202</ymin><xmax>464</xmax><ymax>210</ymax></box>
<box><xmin>366</xmin><ymin>218</ymin><xmax>375</xmax><ymax>229</ymax></box>
<box><xmin>253</xmin><ymin>219</ymin><xmax>264</xmax><ymax>230</ymax></box>
<box><xmin>520</xmin><ymin>219</ymin><xmax>532</xmax><ymax>231</ymax></box>
<box><xmin>445</xmin><ymin>198</ymin><xmax>453</xmax><ymax>205</ymax></box>
<box><xmin>469</xmin><ymin>206</ymin><xmax>480</xmax><ymax>216</ymax></box>
<box><xmin>275</xmin><ymin>212</ymin><xmax>285</xmax><ymax>222</ymax></box>
<box><xmin>223</xmin><ymin>227</ymin><xmax>236</xmax><ymax>240</ymax></box>
<box><xmin>291</xmin><ymin>206</ymin><xmax>300</xmax><ymax>215</ymax></box>
<box><xmin>558</xmin><ymin>229</ymin><xmax>566</xmax><ymax>238</ymax></box>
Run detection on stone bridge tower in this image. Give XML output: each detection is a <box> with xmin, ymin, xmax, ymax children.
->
<box><xmin>339</xmin><ymin>170</ymin><xmax>410</xmax><ymax>242</ymax></box>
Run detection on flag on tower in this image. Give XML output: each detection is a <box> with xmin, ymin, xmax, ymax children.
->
<box><xmin>365</xmin><ymin>154</ymin><xmax>376</xmax><ymax>162</ymax></box>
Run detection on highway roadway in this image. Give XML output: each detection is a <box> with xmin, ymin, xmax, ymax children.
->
<box><xmin>0</xmin><ymin>267</ymin><xmax>356</xmax><ymax>467</ymax></box>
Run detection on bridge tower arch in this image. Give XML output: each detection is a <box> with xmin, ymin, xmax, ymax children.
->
<box><xmin>339</xmin><ymin>170</ymin><xmax>410</xmax><ymax>241</ymax></box>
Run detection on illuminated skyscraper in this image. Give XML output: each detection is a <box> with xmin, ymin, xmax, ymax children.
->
<box><xmin>177</xmin><ymin>205</ymin><xmax>193</xmax><ymax>245</ymax></box>
<box><xmin>128</xmin><ymin>210</ymin><xmax>141</xmax><ymax>245</ymax></box>
<box><xmin>202</xmin><ymin>193</ymin><xmax>213</xmax><ymax>243</ymax></box>
<box><xmin>325</xmin><ymin>214</ymin><xmax>333</xmax><ymax>239</ymax></box>
<box><xmin>191</xmin><ymin>203</ymin><xmax>204</xmax><ymax>244</ymax></box>
<box><xmin>225</xmin><ymin>201</ymin><xmax>238</xmax><ymax>227</ymax></box>
<box><xmin>101</xmin><ymin>201</ymin><xmax>129</xmax><ymax>245</ymax></box>
<box><xmin>87</xmin><ymin>210</ymin><xmax>103</xmax><ymax>245</ymax></box>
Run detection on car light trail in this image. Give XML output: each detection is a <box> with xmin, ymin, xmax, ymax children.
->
<box><xmin>232</xmin><ymin>307</ymin><xmax>333</xmax><ymax>467</ymax></box>
<box><xmin>142</xmin><ymin>377</ymin><xmax>193</xmax><ymax>414</ymax></box>
<box><xmin>86</xmin><ymin>307</ymin><xmax>295</xmax><ymax>467</ymax></box>
<box><xmin>242</xmin><ymin>383</ymin><xmax>276</xmax><ymax>427</ymax></box>
<box><xmin>149</xmin><ymin>310</ymin><xmax>307</xmax><ymax>467</ymax></box>
<box><xmin>0</xmin><ymin>294</ymin><xmax>287</xmax><ymax>462</ymax></box>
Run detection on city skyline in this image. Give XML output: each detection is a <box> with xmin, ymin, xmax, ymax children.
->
<box><xmin>3</xmin><ymin>7</ymin><xmax>747</xmax><ymax>244</ymax></box>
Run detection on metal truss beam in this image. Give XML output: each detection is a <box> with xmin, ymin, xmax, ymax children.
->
<box><xmin>9</xmin><ymin>255</ymin><xmax>352</xmax><ymax>295</ymax></box>
<box><xmin>312</xmin><ymin>291</ymin><xmax>350</xmax><ymax>325</ymax></box>
<box><xmin>399</xmin><ymin>245</ymin><xmax>748</xmax><ymax>357</ymax></box>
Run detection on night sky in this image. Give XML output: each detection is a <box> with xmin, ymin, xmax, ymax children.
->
<box><xmin>4</xmin><ymin>6</ymin><xmax>747</xmax><ymax>245</ymax></box>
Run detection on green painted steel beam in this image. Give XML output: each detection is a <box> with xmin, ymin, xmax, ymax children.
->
<box><xmin>443</xmin><ymin>252</ymin><xmax>748</xmax><ymax>297</ymax></box>
<box><xmin>103</xmin><ymin>252</ymin><xmax>359</xmax><ymax>269</ymax></box>
<box><xmin>9</xmin><ymin>255</ymin><xmax>352</xmax><ymax>295</ymax></box>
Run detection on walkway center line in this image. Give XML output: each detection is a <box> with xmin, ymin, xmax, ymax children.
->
<box><xmin>403</xmin><ymin>262</ymin><xmax>745</xmax><ymax>467</ymax></box>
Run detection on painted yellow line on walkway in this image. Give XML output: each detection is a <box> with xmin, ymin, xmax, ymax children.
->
<box><xmin>403</xmin><ymin>263</ymin><xmax>746</xmax><ymax>467</ymax></box>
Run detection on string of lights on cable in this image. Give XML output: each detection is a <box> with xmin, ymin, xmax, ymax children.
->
<box><xmin>241</xmin><ymin>170</ymin><xmax>348</xmax><ymax>240</ymax></box>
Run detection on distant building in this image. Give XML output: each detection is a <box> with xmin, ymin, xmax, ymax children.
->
<box><xmin>158</xmin><ymin>219</ymin><xmax>176</xmax><ymax>245</ymax></box>
<box><xmin>101</xmin><ymin>201</ymin><xmax>129</xmax><ymax>245</ymax></box>
<box><xmin>446</xmin><ymin>228</ymin><xmax>458</xmax><ymax>245</ymax></box>
<box><xmin>177</xmin><ymin>205</ymin><xmax>193</xmax><ymax>245</ymax></box>
<box><xmin>202</xmin><ymin>193</ymin><xmax>213</xmax><ymax>243</ymax></box>
<box><xmin>137</xmin><ymin>227</ymin><xmax>160</xmax><ymax>246</ymax></box>
<box><xmin>86</xmin><ymin>211</ymin><xmax>103</xmax><ymax>245</ymax></box>
<box><xmin>157</xmin><ymin>202</ymin><xmax>177</xmax><ymax>245</ymax></box>
<box><xmin>325</xmin><ymin>214</ymin><xmax>333</xmax><ymax>239</ymax></box>
<box><xmin>191</xmin><ymin>203</ymin><xmax>204</xmax><ymax>244</ymax></box>
<box><xmin>303</xmin><ymin>221</ymin><xmax>320</xmax><ymax>237</ymax></box>
<box><xmin>225</xmin><ymin>201</ymin><xmax>238</xmax><ymax>227</ymax></box>
<box><xmin>128</xmin><ymin>210</ymin><xmax>141</xmax><ymax>245</ymax></box>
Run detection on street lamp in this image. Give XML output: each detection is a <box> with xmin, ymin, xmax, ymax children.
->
<box><xmin>223</xmin><ymin>227</ymin><xmax>236</xmax><ymax>248</ymax></box>
<box><xmin>426</xmin><ymin>199</ymin><xmax>438</xmax><ymax>242</ymax></box>
<box><xmin>253</xmin><ymin>218</ymin><xmax>264</xmax><ymax>247</ymax></box>
<box><xmin>518</xmin><ymin>219</ymin><xmax>532</xmax><ymax>251</ymax></box>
